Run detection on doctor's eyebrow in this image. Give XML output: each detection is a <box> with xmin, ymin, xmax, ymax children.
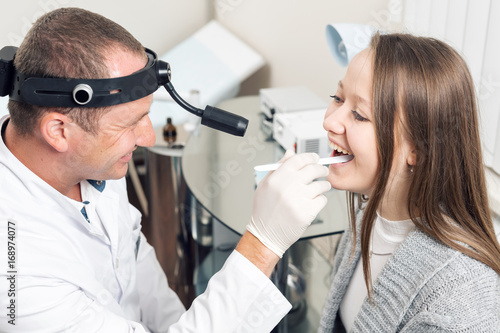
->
<box><xmin>128</xmin><ymin>111</ymin><xmax>150</xmax><ymax>126</ymax></box>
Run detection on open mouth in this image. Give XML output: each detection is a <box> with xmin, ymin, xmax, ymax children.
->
<box><xmin>329</xmin><ymin>141</ymin><xmax>352</xmax><ymax>157</ymax></box>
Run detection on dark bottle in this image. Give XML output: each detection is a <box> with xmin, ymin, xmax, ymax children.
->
<box><xmin>163</xmin><ymin>117</ymin><xmax>177</xmax><ymax>144</ymax></box>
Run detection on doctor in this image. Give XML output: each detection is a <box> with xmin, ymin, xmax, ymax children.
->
<box><xmin>0</xmin><ymin>7</ymin><xmax>331</xmax><ymax>332</ymax></box>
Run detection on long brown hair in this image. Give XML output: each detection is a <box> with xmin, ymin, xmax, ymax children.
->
<box><xmin>8</xmin><ymin>7</ymin><xmax>145</xmax><ymax>135</ymax></box>
<box><xmin>349</xmin><ymin>32</ymin><xmax>500</xmax><ymax>296</ymax></box>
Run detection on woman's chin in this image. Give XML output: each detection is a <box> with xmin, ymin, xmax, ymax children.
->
<box><xmin>327</xmin><ymin>177</ymin><xmax>348</xmax><ymax>191</ymax></box>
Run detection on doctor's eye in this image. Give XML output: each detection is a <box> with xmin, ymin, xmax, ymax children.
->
<box><xmin>330</xmin><ymin>95</ymin><xmax>344</xmax><ymax>104</ymax></box>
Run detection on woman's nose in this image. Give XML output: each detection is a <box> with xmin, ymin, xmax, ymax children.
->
<box><xmin>323</xmin><ymin>104</ymin><xmax>346</xmax><ymax>135</ymax></box>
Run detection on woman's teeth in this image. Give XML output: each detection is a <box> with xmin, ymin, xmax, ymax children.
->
<box><xmin>329</xmin><ymin>141</ymin><xmax>352</xmax><ymax>155</ymax></box>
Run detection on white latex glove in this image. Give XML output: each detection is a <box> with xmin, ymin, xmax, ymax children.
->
<box><xmin>247</xmin><ymin>150</ymin><xmax>331</xmax><ymax>257</ymax></box>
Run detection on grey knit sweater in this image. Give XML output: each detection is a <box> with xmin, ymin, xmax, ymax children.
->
<box><xmin>318</xmin><ymin>209</ymin><xmax>500</xmax><ymax>332</ymax></box>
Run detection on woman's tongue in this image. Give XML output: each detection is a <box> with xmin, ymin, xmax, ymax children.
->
<box><xmin>333</xmin><ymin>149</ymin><xmax>347</xmax><ymax>157</ymax></box>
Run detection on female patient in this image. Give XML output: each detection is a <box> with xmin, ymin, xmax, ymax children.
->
<box><xmin>318</xmin><ymin>32</ymin><xmax>500</xmax><ymax>332</ymax></box>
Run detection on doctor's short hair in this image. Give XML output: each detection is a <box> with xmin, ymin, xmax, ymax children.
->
<box><xmin>8</xmin><ymin>7</ymin><xmax>146</xmax><ymax>136</ymax></box>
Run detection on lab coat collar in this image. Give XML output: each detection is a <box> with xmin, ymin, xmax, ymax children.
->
<box><xmin>1</xmin><ymin>116</ymin><xmax>105</xmax><ymax>193</ymax></box>
<box><xmin>0</xmin><ymin>115</ymin><xmax>73</xmax><ymax>207</ymax></box>
<box><xmin>0</xmin><ymin>115</ymin><xmax>113</xmax><ymax>238</ymax></box>
<box><xmin>94</xmin><ymin>183</ymin><xmax>121</xmax><ymax>252</ymax></box>
<box><xmin>0</xmin><ymin>116</ymin><xmax>134</xmax><ymax>318</ymax></box>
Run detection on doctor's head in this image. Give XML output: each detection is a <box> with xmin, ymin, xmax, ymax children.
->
<box><xmin>7</xmin><ymin>8</ymin><xmax>155</xmax><ymax>180</ymax></box>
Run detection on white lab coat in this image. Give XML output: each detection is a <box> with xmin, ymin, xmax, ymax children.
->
<box><xmin>0</xmin><ymin>116</ymin><xmax>291</xmax><ymax>332</ymax></box>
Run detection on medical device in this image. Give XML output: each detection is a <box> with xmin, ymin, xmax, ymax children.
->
<box><xmin>273</xmin><ymin>108</ymin><xmax>332</xmax><ymax>157</ymax></box>
<box><xmin>259</xmin><ymin>86</ymin><xmax>327</xmax><ymax>119</ymax></box>
<box><xmin>254</xmin><ymin>155</ymin><xmax>353</xmax><ymax>172</ymax></box>
<box><xmin>0</xmin><ymin>46</ymin><xmax>248</xmax><ymax>137</ymax></box>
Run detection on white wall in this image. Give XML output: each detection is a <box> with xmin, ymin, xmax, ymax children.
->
<box><xmin>398</xmin><ymin>0</ymin><xmax>500</xmax><ymax>215</ymax></box>
<box><xmin>0</xmin><ymin>0</ymin><xmax>211</xmax><ymax>55</ymax></box>
<box><xmin>215</xmin><ymin>0</ymin><xmax>391</xmax><ymax>101</ymax></box>
<box><xmin>0</xmin><ymin>0</ymin><xmax>392</xmax><ymax>106</ymax></box>
<box><xmin>0</xmin><ymin>0</ymin><xmax>212</xmax><ymax>119</ymax></box>
<box><xmin>399</xmin><ymin>0</ymin><xmax>500</xmax><ymax>174</ymax></box>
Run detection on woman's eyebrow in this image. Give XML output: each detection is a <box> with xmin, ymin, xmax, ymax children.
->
<box><xmin>356</xmin><ymin>95</ymin><xmax>372</xmax><ymax>110</ymax></box>
<box><xmin>338</xmin><ymin>80</ymin><xmax>371</xmax><ymax>110</ymax></box>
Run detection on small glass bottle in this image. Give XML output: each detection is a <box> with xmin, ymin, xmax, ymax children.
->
<box><xmin>163</xmin><ymin>117</ymin><xmax>177</xmax><ymax>144</ymax></box>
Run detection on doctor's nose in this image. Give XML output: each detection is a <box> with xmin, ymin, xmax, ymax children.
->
<box><xmin>135</xmin><ymin>115</ymin><xmax>156</xmax><ymax>148</ymax></box>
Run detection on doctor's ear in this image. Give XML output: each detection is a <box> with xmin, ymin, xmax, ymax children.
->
<box><xmin>39</xmin><ymin>112</ymin><xmax>71</xmax><ymax>153</ymax></box>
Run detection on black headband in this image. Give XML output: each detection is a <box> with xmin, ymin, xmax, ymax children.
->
<box><xmin>0</xmin><ymin>46</ymin><xmax>247</xmax><ymax>136</ymax></box>
<box><xmin>9</xmin><ymin>48</ymin><xmax>165</xmax><ymax>108</ymax></box>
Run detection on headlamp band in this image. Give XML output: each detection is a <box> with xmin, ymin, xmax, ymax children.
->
<box><xmin>10</xmin><ymin>48</ymin><xmax>166</xmax><ymax>108</ymax></box>
<box><xmin>0</xmin><ymin>45</ymin><xmax>248</xmax><ymax>136</ymax></box>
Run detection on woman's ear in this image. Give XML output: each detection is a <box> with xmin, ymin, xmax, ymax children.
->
<box><xmin>407</xmin><ymin>147</ymin><xmax>417</xmax><ymax>167</ymax></box>
<box><xmin>39</xmin><ymin>112</ymin><xmax>71</xmax><ymax>152</ymax></box>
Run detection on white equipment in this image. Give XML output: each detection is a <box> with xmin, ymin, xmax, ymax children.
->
<box><xmin>258</xmin><ymin>86</ymin><xmax>330</xmax><ymax>156</ymax></box>
<box><xmin>259</xmin><ymin>86</ymin><xmax>327</xmax><ymax>119</ymax></box>
<box><xmin>273</xmin><ymin>109</ymin><xmax>332</xmax><ymax>157</ymax></box>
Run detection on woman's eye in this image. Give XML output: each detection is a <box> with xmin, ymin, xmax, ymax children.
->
<box><xmin>351</xmin><ymin>110</ymin><xmax>368</xmax><ymax>122</ymax></box>
<box><xmin>330</xmin><ymin>95</ymin><xmax>343</xmax><ymax>104</ymax></box>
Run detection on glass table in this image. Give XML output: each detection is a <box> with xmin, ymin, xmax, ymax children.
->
<box><xmin>181</xmin><ymin>96</ymin><xmax>348</xmax><ymax>332</ymax></box>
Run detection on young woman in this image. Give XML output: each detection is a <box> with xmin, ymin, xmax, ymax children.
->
<box><xmin>319</xmin><ymin>32</ymin><xmax>500</xmax><ymax>332</ymax></box>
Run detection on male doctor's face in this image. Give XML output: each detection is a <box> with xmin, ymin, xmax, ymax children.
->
<box><xmin>69</xmin><ymin>50</ymin><xmax>156</xmax><ymax>181</ymax></box>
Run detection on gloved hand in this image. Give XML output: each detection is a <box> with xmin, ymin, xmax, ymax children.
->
<box><xmin>247</xmin><ymin>150</ymin><xmax>331</xmax><ymax>258</ymax></box>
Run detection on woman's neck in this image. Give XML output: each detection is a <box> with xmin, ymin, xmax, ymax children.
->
<box><xmin>378</xmin><ymin>187</ymin><xmax>411</xmax><ymax>221</ymax></box>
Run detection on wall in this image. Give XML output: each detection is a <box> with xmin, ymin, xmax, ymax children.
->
<box><xmin>214</xmin><ymin>0</ymin><xmax>391</xmax><ymax>101</ymax></box>
<box><xmin>398</xmin><ymin>0</ymin><xmax>500</xmax><ymax>216</ymax></box>
<box><xmin>0</xmin><ymin>0</ymin><xmax>392</xmax><ymax>108</ymax></box>
<box><xmin>0</xmin><ymin>0</ymin><xmax>212</xmax><ymax>119</ymax></box>
<box><xmin>0</xmin><ymin>0</ymin><xmax>211</xmax><ymax>62</ymax></box>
